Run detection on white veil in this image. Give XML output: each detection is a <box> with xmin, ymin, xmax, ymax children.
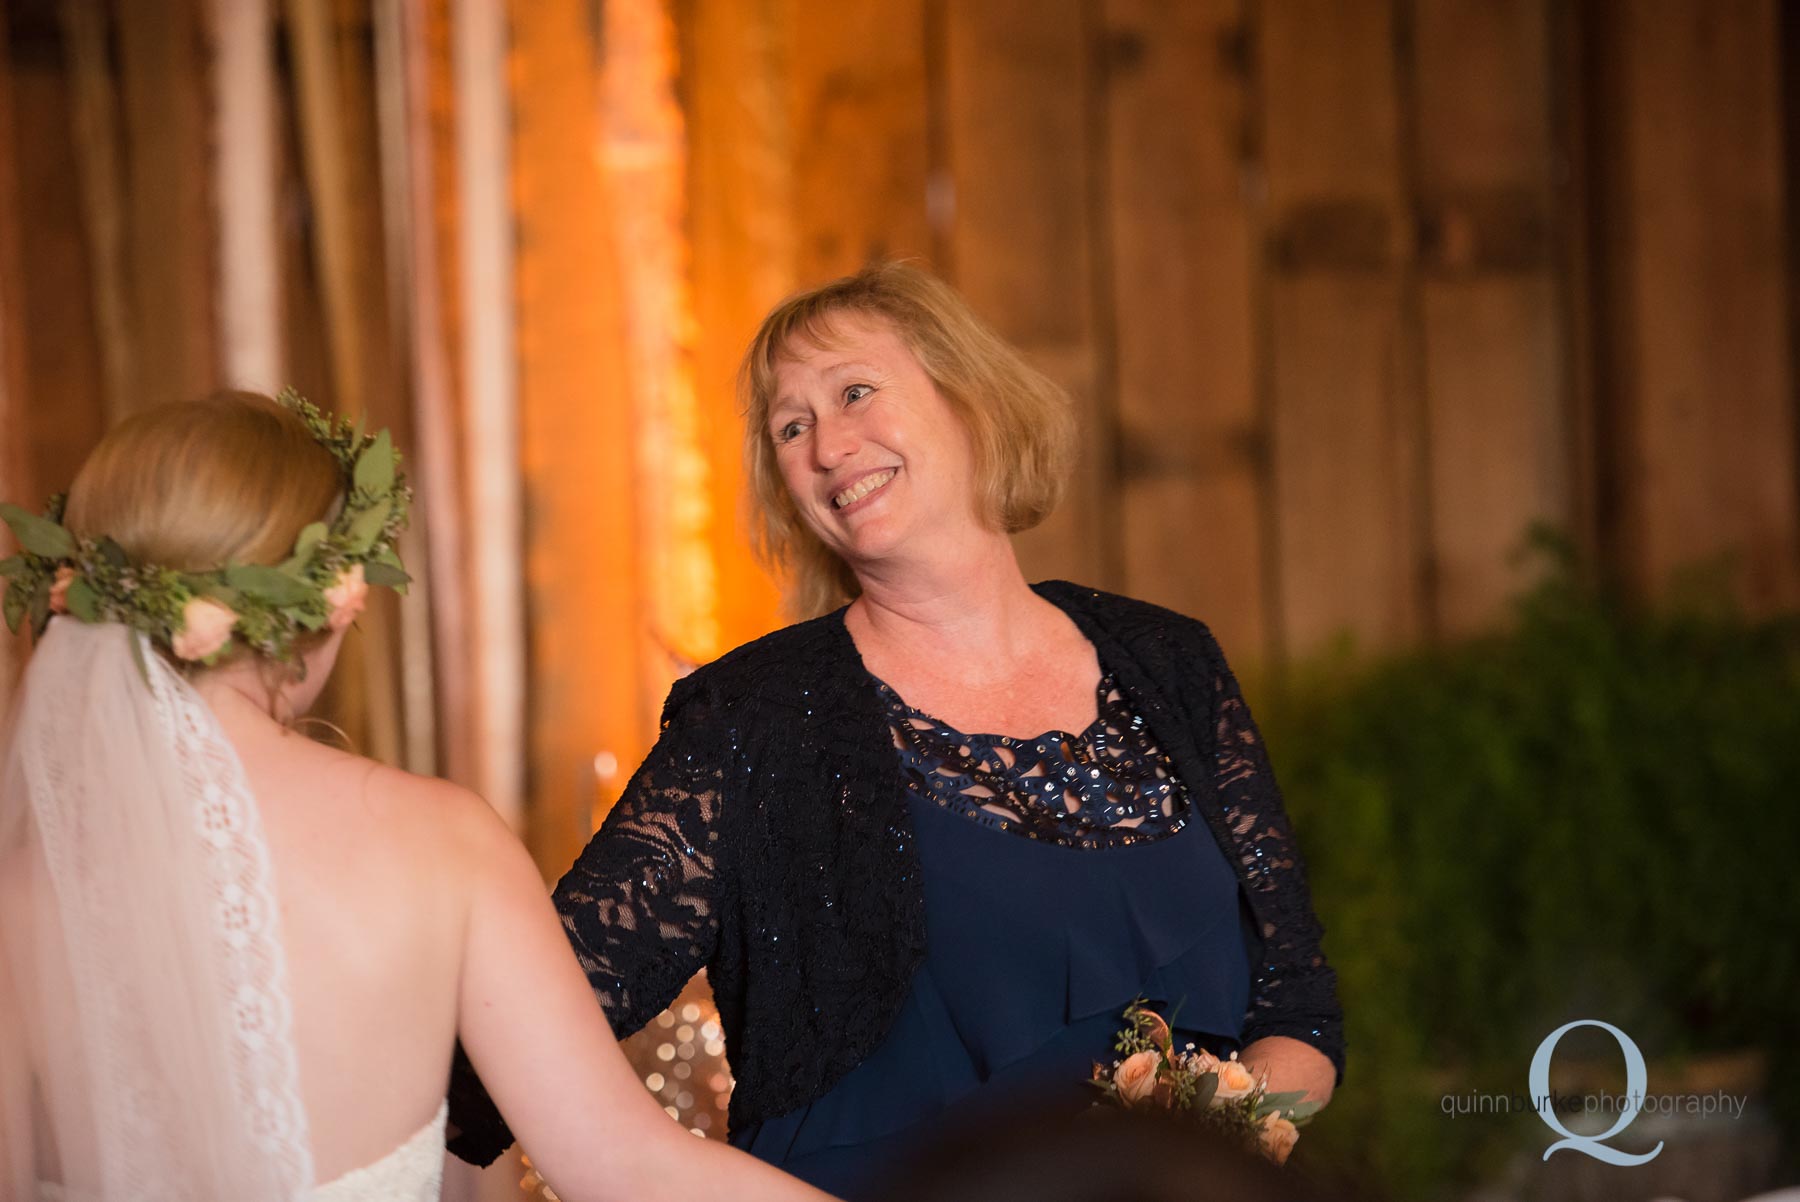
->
<box><xmin>0</xmin><ymin>619</ymin><xmax>313</xmax><ymax>1200</ymax></box>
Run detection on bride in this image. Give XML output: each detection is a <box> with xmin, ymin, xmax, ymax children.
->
<box><xmin>0</xmin><ymin>391</ymin><xmax>832</xmax><ymax>1202</ymax></box>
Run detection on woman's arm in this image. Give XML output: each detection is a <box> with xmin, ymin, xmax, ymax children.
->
<box><xmin>453</xmin><ymin>791</ymin><xmax>833</xmax><ymax>1202</ymax></box>
<box><xmin>446</xmin><ymin>684</ymin><xmax>734</xmax><ymax>1164</ymax></box>
<box><xmin>1198</xmin><ymin>629</ymin><xmax>1344</xmax><ymax>1105</ymax></box>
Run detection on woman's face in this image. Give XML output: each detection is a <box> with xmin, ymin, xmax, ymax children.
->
<box><xmin>767</xmin><ymin>314</ymin><xmax>980</xmax><ymax>573</ymax></box>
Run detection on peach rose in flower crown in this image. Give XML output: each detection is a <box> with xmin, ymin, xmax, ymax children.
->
<box><xmin>48</xmin><ymin>566</ymin><xmax>76</xmax><ymax>614</ymax></box>
<box><xmin>323</xmin><ymin>564</ymin><xmax>369</xmax><ymax>631</ymax></box>
<box><xmin>1112</xmin><ymin>1050</ymin><xmax>1163</xmax><ymax>1107</ymax></box>
<box><xmin>1212</xmin><ymin>1056</ymin><xmax>1258</xmax><ymax>1103</ymax></box>
<box><xmin>1260</xmin><ymin>1112</ymin><xmax>1300</xmax><ymax>1165</ymax></box>
<box><xmin>172</xmin><ymin>597</ymin><xmax>238</xmax><ymax>662</ymax></box>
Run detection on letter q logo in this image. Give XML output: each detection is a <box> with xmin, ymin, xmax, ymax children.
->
<box><xmin>1529</xmin><ymin>1020</ymin><xmax>1663</xmax><ymax>1165</ymax></box>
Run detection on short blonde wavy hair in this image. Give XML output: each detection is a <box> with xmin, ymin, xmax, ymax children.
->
<box><xmin>741</xmin><ymin>262</ymin><xmax>1076</xmax><ymax>619</ymax></box>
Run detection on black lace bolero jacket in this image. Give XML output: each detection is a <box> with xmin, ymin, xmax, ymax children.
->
<box><xmin>447</xmin><ymin>581</ymin><xmax>1343</xmax><ymax>1165</ymax></box>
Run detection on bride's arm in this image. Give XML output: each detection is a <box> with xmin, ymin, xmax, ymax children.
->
<box><xmin>449</xmin><ymin>793</ymin><xmax>836</xmax><ymax>1202</ymax></box>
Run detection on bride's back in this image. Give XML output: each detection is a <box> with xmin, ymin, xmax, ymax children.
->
<box><xmin>217</xmin><ymin>704</ymin><xmax>475</xmax><ymax>1182</ymax></box>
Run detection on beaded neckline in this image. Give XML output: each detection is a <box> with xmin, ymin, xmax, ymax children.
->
<box><xmin>872</xmin><ymin>671</ymin><xmax>1191</xmax><ymax>849</ymax></box>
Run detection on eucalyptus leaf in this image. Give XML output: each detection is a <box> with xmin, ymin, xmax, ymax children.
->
<box><xmin>353</xmin><ymin>430</ymin><xmax>395</xmax><ymax>496</ymax></box>
<box><xmin>223</xmin><ymin>565</ymin><xmax>313</xmax><ymax>607</ymax></box>
<box><xmin>0</xmin><ymin>555</ymin><xmax>23</xmax><ymax>578</ymax></box>
<box><xmin>1286</xmin><ymin>1100</ymin><xmax>1323</xmax><ymax>1121</ymax></box>
<box><xmin>294</xmin><ymin>608</ymin><xmax>329</xmax><ymax>631</ymax></box>
<box><xmin>362</xmin><ymin>561</ymin><xmax>411</xmax><ymax>589</ymax></box>
<box><xmin>0</xmin><ymin>503</ymin><xmax>75</xmax><ymax>560</ymax></box>
<box><xmin>3</xmin><ymin>581</ymin><xmax>25</xmax><ymax>633</ymax></box>
<box><xmin>27</xmin><ymin>579</ymin><xmax>50</xmax><ymax>636</ymax></box>
<box><xmin>65</xmin><ymin>577</ymin><xmax>102</xmax><ymax>623</ymax></box>
<box><xmin>1257</xmin><ymin>1090</ymin><xmax>1309</xmax><ymax>1112</ymax></box>
<box><xmin>291</xmin><ymin>521</ymin><xmax>328</xmax><ymax>563</ymax></box>
<box><xmin>96</xmin><ymin>537</ymin><xmax>129</xmax><ymax>567</ymax></box>
<box><xmin>1190</xmin><ymin>1073</ymin><xmax>1218</xmax><ymax>1109</ymax></box>
<box><xmin>345</xmin><ymin>499</ymin><xmax>392</xmax><ymax>554</ymax></box>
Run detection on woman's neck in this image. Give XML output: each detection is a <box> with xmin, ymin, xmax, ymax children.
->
<box><xmin>845</xmin><ymin>533</ymin><xmax>1051</xmax><ymax>681</ymax></box>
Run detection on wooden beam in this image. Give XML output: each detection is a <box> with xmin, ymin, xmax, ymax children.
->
<box><xmin>512</xmin><ymin>0</ymin><xmax>648</xmax><ymax>874</ymax></box>
<box><xmin>1593</xmin><ymin>0</ymin><xmax>1799</xmax><ymax>611</ymax></box>
<box><xmin>116</xmin><ymin>0</ymin><xmax>216</xmax><ymax>409</ymax></box>
<box><xmin>679</xmin><ymin>0</ymin><xmax>789</xmax><ymax>647</ymax></box>
<box><xmin>1409</xmin><ymin>0</ymin><xmax>1570</xmax><ymax>635</ymax></box>
<box><xmin>1259</xmin><ymin>0</ymin><xmax>1423</xmax><ymax>657</ymax></box>
<box><xmin>1101</xmin><ymin>0</ymin><xmax>1267</xmax><ymax>656</ymax></box>
<box><xmin>944</xmin><ymin>0</ymin><xmax>1111</xmax><ymax>590</ymax></box>
<box><xmin>209</xmin><ymin>0</ymin><xmax>282</xmax><ymax>389</ymax></box>
<box><xmin>788</xmin><ymin>0</ymin><xmax>932</xmax><ymax>283</ymax></box>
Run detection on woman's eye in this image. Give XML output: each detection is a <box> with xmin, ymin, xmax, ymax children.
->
<box><xmin>844</xmin><ymin>384</ymin><xmax>873</xmax><ymax>404</ymax></box>
<box><xmin>775</xmin><ymin>421</ymin><xmax>806</xmax><ymax>443</ymax></box>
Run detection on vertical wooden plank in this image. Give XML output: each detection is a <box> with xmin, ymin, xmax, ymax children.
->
<box><xmin>10</xmin><ymin>12</ymin><xmax>103</xmax><ymax>496</ymax></box>
<box><xmin>209</xmin><ymin>0</ymin><xmax>282</xmax><ymax>389</ymax></box>
<box><xmin>116</xmin><ymin>0</ymin><xmax>217</xmax><ymax>408</ymax></box>
<box><xmin>788</xmin><ymin>0</ymin><xmax>932</xmax><ymax>283</ymax></box>
<box><xmin>1259</xmin><ymin>0</ymin><xmax>1422</xmax><ymax>656</ymax></box>
<box><xmin>1597</xmin><ymin>0</ymin><xmax>1798</xmax><ymax>611</ymax></box>
<box><xmin>944</xmin><ymin>0</ymin><xmax>1110</xmax><ymax>589</ymax></box>
<box><xmin>680</xmin><ymin>0</ymin><xmax>789</xmax><ymax>646</ymax></box>
<box><xmin>0</xmin><ymin>7</ymin><xmax>32</xmax><ymax>695</ymax></box>
<box><xmin>1101</xmin><ymin>0</ymin><xmax>1267</xmax><ymax>656</ymax></box>
<box><xmin>511</xmin><ymin>0</ymin><xmax>648</xmax><ymax>872</ymax></box>
<box><xmin>454</xmin><ymin>0</ymin><xmax>526</xmax><ymax>826</ymax></box>
<box><xmin>1410</xmin><ymin>0</ymin><xmax>1570</xmax><ymax>635</ymax></box>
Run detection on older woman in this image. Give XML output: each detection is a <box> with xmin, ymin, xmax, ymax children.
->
<box><xmin>450</xmin><ymin>264</ymin><xmax>1342</xmax><ymax>1195</ymax></box>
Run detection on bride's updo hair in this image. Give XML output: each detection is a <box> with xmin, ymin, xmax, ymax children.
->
<box><xmin>64</xmin><ymin>390</ymin><xmax>343</xmax><ymax>573</ymax></box>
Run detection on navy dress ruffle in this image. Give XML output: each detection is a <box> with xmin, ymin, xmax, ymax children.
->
<box><xmin>731</xmin><ymin>675</ymin><xmax>1254</xmax><ymax>1198</ymax></box>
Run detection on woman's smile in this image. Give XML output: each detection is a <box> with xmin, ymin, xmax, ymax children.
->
<box><xmin>831</xmin><ymin>467</ymin><xmax>898</xmax><ymax>511</ymax></box>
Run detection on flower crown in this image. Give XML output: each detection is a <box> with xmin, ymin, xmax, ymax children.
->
<box><xmin>1</xmin><ymin>389</ymin><xmax>412</xmax><ymax>672</ymax></box>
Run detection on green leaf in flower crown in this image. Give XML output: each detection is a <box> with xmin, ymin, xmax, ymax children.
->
<box><xmin>344</xmin><ymin>498</ymin><xmax>392</xmax><ymax>554</ymax></box>
<box><xmin>0</xmin><ymin>555</ymin><xmax>24</xmax><ymax>578</ymax></box>
<box><xmin>362</xmin><ymin>560</ymin><xmax>411</xmax><ymax>591</ymax></box>
<box><xmin>2</xmin><ymin>579</ymin><xmax>26</xmax><ymax>633</ymax></box>
<box><xmin>27</xmin><ymin>578</ymin><xmax>50</xmax><ymax>636</ymax></box>
<box><xmin>65</xmin><ymin>576</ymin><xmax>102</xmax><ymax>623</ymax></box>
<box><xmin>353</xmin><ymin>430</ymin><xmax>395</xmax><ymax>497</ymax></box>
<box><xmin>224</xmin><ymin>564</ymin><xmax>314</xmax><ymax>607</ymax></box>
<box><xmin>290</xmin><ymin>521</ymin><xmax>329</xmax><ymax>565</ymax></box>
<box><xmin>294</xmin><ymin>607</ymin><xmax>328</xmax><ymax>631</ymax></box>
<box><xmin>1190</xmin><ymin>1072</ymin><xmax>1218</xmax><ymax>1110</ymax></box>
<box><xmin>1256</xmin><ymin>1090</ymin><xmax>1309</xmax><ymax>1113</ymax></box>
<box><xmin>1285</xmin><ymin>1100</ymin><xmax>1323</xmax><ymax>1122</ymax></box>
<box><xmin>96</xmin><ymin>536</ymin><xmax>130</xmax><ymax>567</ymax></box>
<box><xmin>0</xmin><ymin>503</ymin><xmax>75</xmax><ymax>560</ymax></box>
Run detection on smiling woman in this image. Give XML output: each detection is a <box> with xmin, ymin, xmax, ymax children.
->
<box><xmin>448</xmin><ymin>263</ymin><xmax>1345</xmax><ymax>1200</ymax></box>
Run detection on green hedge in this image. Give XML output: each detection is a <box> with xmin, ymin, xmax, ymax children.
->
<box><xmin>1258</xmin><ymin>545</ymin><xmax>1800</xmax><ymax>1197</ymax></box>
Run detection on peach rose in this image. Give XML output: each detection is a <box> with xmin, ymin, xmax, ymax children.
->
<box><xmin>1260</xmin><ymin>1112</ymin><xmax>1300</xmax><ymax>1165</ymax></box>
<box><xmin>1212</xmin><ymin>1056</ymin><xmax>1258</xmax><ymax>1103</ymax></box>
<box><xmin>323</xmin><ymin>564</ymin><xmax>369</xmax><ymax>631</ymax></box>
<box><xmin>171</xmin><ymin>597</ymin><xmax>238</xmax><ymax>662</ymax></box>
<box><xmin>48</xmin><ymin>566</ymin><xmax>76</xmax><ymax>614</ymax></box>
<box><xmin>1113</xmin><ymin>1050</ymin><xmax>1163</xmax><ymax>1107</ymax></box>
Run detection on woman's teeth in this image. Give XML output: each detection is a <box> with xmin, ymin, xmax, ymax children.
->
<box><xmin>833</xmin><ymin>469</ymin><xmax>896</xmax><ymax>509</ymax></box>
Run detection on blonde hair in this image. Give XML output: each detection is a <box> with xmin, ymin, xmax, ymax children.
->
<box><xmin>741</xmin><ymin>262</ymin><xmax>1076</xmax><ymax>619</ymax></box>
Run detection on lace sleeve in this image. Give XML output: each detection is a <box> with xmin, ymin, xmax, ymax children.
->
<box><xmin>445</xmin><ymin>683</ymin><xmax>733</xmax><ymax>1167</ymax></box>
<box><xmin>550</xmin><ymin>682</ymin><xmax>732</xmax><ymax>1037</ymax></box>
<box><xmin>1203</xmin><ymin>632</ymin><xmax>1346</xmax><ymax>1082</ymax></box>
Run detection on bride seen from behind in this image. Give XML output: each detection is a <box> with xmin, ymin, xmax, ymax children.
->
<box><xmin>0</xmin><ymin>391</ymin><xmax>833</xmax><ymax>1202</ymax></box>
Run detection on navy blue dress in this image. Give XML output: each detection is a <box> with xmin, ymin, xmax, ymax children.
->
<box><xmin>731</xmin><ymin>672</ymin><xmax>1254</xmax><ymax>1198</ymax></box>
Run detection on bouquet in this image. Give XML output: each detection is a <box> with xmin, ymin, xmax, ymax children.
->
<box><xmin>1089</xmin><ymin>1000</ymin><xmax>1321</xmax><ymax>1164</ymax></box>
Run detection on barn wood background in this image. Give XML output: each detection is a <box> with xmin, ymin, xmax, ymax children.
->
<box><xmin>1</xmin><ymin>0</ymin><xmax>1798</xmax><ymax>1193</ymax></box>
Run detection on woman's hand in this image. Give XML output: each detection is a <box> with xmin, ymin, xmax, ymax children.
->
<box><xmin>1240</xmin><ymin>1035</ymin><xmax>1336</xmax><ymax>1107</ymax></box>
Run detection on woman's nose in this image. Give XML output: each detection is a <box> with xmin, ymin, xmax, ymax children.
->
<box><xmin>812</xmin><ymin>411</ymin><xmax>859</xmax><ymax>469</ymax></box>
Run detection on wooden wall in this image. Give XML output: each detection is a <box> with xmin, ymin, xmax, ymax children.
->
<box><xmin>680</xmin><ymin>0</ymin><xmax>1800</xmax><ymax>668</ymax></box>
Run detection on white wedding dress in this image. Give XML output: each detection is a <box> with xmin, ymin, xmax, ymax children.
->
<box><xmin>1</xmin><ymin>622</ymin><xmax>447</xmax><ymax>1202</ymax></box>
